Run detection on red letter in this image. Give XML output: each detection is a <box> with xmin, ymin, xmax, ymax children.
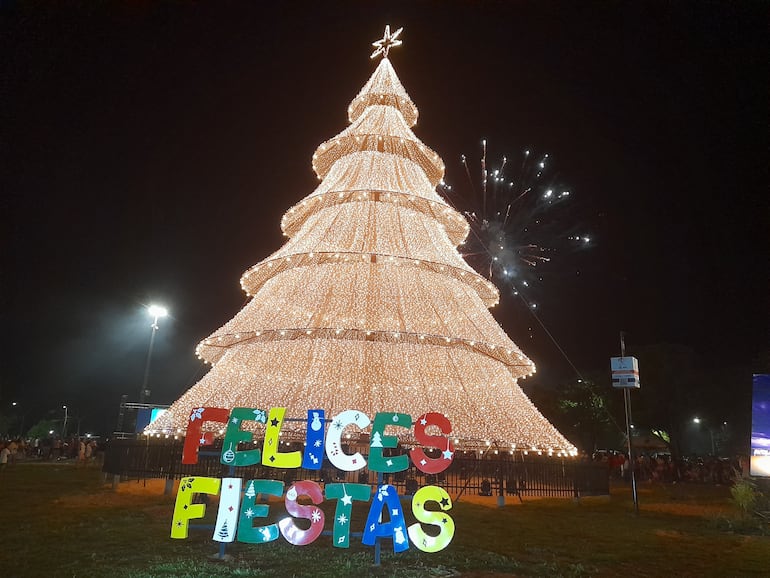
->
<box><xmin>410</xmin><ymin>412</ymin><xmax>454</xmax><ymax>474</ymax></box>
<box><xmin>278</xmin><ymin>481</ymin><xmax>325</xmax><ymax>545</ymax></box>
<box><xmin>182</xmin><ymin>407</ymin><xmax>230</xmax><ymax>464</ymax></box>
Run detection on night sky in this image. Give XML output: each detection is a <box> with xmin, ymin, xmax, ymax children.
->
<box><xmin>2</xmin><ymin>1</ymin><xmax>767</xmax><ymax>436</ymax></box>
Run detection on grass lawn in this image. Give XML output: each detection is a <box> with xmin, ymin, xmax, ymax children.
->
<box><xmin>1</xmin><ymin>461</ymin><xmax>768</xmax><ymax>577</ymax></box>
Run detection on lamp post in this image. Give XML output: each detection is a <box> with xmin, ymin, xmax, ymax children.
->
<box><xmin>693</xmin><ymin>417</ymin><xmax>717</xmax><ymax>455</ymax></box>
<box><xmin>11</xmin><ymin>401</ymin><xmax>25</xmax><ymax>438</ymax></box>
<box><xmin>62</xmin><ymin>405</ymin><xmax>69</xmax><ymax>438</ymax></box>
<box><xmin>139</xmin><ymin>304</ymin><xmax>168</xmax><ymax>404</ymax></box>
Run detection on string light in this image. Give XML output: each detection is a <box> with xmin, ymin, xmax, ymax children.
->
<box><xmin>148</xmin><ymin>32</ymin><xmax>576</xmax><ymax>456</ymax></box>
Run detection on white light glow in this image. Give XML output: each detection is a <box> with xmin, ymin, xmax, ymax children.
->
<box><xmin>148</xmin><ymin>305</ymin><xmax>168</xmax><ymax>318</ymax></box>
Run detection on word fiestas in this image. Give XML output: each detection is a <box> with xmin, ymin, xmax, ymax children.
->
<box><xmin>181</xmin><ymin>407</ymin><xmax>455</xmax><ymax>475</ymax></box>
<box><xmin>173</xmin><ymin>407</ymin><xmax>458</xmax><ymax>552</ymax></box>
<box><xmin>171</xmin><ymin>478</ymin><xmax>454</xmax><ymax>553</ymax></box>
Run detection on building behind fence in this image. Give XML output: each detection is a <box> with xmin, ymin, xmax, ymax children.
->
<box><xmin>103</xmin><ymin>439</ymin><xmax>609</xmax><ymax>499</ymax></box>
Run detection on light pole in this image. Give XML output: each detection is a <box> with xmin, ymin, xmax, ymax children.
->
<box><xmin>139</xmin><ymin>304</ymin><xmax>168</xmax><ymax>404</ymax></box>
<box><xmin>11</xmin><ymin>402</ymin><xmax>25</xmax><ymax>438</ymax></box>
<box><xmin>693</xmin><ymin>417</ymin><xmax>717</xmax><ymax>455</ymax></box>
<box><xmin>62</xmin><ymin>405</ymin><xmax>69</xmax><ymax>438</ymax></box>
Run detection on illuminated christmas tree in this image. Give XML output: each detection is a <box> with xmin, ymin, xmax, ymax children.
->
<box><xmin>148</xmin><ymin>27</ymin><xmax>576</xmax><ymax>455</ymax></box>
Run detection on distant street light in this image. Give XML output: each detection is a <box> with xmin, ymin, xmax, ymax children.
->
<box><xmin>10</xmin><ymin>402</ymin><xmax>25</xmax><ymax>438</ymax></box>
<box><xmin>62</xmin><ymin>405</ymin><xmax>69</xmax><ymax>437</ymax></box>
<box><xmin>140</xmin><ymin>304</ymin><xmax>169</xmax><ymax>404</ymax></box>
<box><xmin>692</xmin><ymin>416</ymin><xmax>717</xmax><ymax>454</ymax></box>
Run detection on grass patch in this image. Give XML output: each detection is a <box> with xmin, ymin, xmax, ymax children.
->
<box><xmin>2</xmin><ymin>463</ymin><xmax>770</xmax><ymax>576</ymax></box>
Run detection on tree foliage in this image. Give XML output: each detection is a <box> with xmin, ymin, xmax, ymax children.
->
<box><xmin>629</xmin><ymin>343</ymin><xmax>751</xmax><ymax>457</ymax></box>
<box><xmin>552</xmin><ymin>375</ymin><xmax>622</xmax><ymax>452</ymax></box>
<box><xmin>628</xmin><ymin>343</ymin><xmax>700</xmax><ymax>457</ymax></box>
<box><xmin>26</xmin><ymin>419</ymin><xmax>61</xmax><ymax>440</ymax></box>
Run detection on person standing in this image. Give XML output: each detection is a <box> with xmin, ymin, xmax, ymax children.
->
<box><xmin>7</xmin><ymin>439</ymin><xmax>18</xmax><ymax>465</ymax></box>
<box><xmin>0</xmin><ymin>443</ymin><xmax>10</xmax><ymax>472</ymax></box>
<box><xmin>77</xmin><ymin>439</ymin><xmax>86</xmax><ymax>467</ymax></box>
<box><xmin>85</xmin><ymin>440</ymin><xmax>96</xmax><ymax>466</ymax></box>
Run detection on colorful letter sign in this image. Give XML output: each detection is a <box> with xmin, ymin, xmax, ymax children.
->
<box><xmin>172</xmin><ymin>406</ymin><xmax>459</xmax><ymax>553</ymax></box>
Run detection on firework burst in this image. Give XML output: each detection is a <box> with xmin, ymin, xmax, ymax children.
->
<box><xmin>441</xmin><ymin>140</ymin><xmax>592</xmax><ymax>309</ymax></box>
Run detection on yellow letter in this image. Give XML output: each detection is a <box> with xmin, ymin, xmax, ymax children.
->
<box><xmin>408</xmin><ymin>485</ymin><xmax>454</xmax><ymax>552</ymax></box>
<box><xmin>171</xmin><ymin>476</ymin><xmax>221</xmax><ymax>539</ymax></box>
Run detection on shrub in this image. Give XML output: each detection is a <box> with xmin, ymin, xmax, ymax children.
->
<box><xmin>730</xmin><ymin>478</ymin><xmax>758</xmax><ymax>517</ymax></box>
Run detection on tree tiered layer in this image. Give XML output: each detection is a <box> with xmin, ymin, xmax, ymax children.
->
<box><xmin>148</xmin><ymin>56</ymin><xmax>576</xmax><ymax>455</ymax></box>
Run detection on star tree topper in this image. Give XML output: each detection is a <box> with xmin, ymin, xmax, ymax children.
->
<box><xmin>371</xmin><ymin>25</ymin><xmax>403</xmax><ymax>59</ymax></box>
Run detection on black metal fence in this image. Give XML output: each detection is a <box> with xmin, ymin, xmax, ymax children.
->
<box><xmin>103</xmin><ymin>439</ymin><xmax>609</xmax><ymax>499</ymax></box>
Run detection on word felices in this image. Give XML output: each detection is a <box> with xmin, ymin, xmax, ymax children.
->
<box><xmin>182</xmin><ymin>407</ymin><xmax>455</xmax><ymax>475</ymax></box>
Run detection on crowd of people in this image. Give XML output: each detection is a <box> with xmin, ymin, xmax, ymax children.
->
<box><xmin>594</xmin><ymin>450</ymin><xmax>746</xmax><ymax>485</ymax></box>
<box><xmin>0</xmin><ymin>436</ymin><xmax>102</xmax><ymax>469</ymax></box>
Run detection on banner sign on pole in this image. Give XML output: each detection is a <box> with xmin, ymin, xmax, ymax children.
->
<box><xmin>610</xmin><ymin>356</ymin><xmax>640</xmax><ymax>389</ymax></box>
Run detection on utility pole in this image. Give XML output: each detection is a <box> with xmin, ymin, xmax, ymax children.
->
<box><xmin>620</xmin><ymin>333</ymin><xmax>639</xmax><ymax>515</ymax></box>
<box><xmin>612</xmin><ymin>331</ymin><xmax>640</xmax><ymax>515</ymax></box>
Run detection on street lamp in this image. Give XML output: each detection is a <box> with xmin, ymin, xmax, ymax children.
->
<box><xmin>62</xmin><ymin>405</ymin><xmax>69</xmax><ymax>438</ymax></box>
<box><xmin>692</xmin><ymin>417</ymin><xmax>716</xmax><ymax>455</ymax></box>
<box><xmin>139</xmin><ymin>304</ymin><xmax>169</xmax><ymax>404</ymax></box>
<box><xmin>10</xmin><ymin>402</ymin><xmax>25</xmax><ymax>438</ymax></box>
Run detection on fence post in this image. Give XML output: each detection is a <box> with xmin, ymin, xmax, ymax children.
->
<box><xmin>572</xmin><ymin>461</ymin><xmax>580</xmax><ymax>502</ymax></box>
<box><xmin>164</xmin><ymin>442</ymin><xmax>177</xmax><ymax>495</ymax></box>
<box><xmin>495</xmin><ymin>443</ymin><xmax>505</xmax><ymax>507</ymax></box>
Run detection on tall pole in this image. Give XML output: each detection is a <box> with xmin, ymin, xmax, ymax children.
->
<box><xmin>139</xmin><ymin>305</ymin><xmax>168</xmax><ymax>404</ymax></box>
<box><xmin>115</xmin><ymin>394</ymin><xmax>128</xmax><ymax>436</ymax></box>
<box><xmin>139</xmin><ymin>315</ymin><xmax>159</xmax><ymax>404</ymax></box>
<box><xmin>620</xmin><ymin>332</ymin><xmax>639</xmax><ymax>514</ymax></box>
<box><xmin>11</xmin><ymin>402</ymin><xmax>24</xmax><ymax>438</ymax></box>
<box><xmin>62</xmin><ymin>405</ymin><xmax>69</xmax><ymax>438</ymax></box>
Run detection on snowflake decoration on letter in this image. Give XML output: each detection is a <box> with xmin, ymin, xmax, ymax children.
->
<box><xmin>337</xmin><ymin>513</ymin><xmax>348</xmax><ymax>525</ymax></box>
<box><xmin>311</xmin><ymin>509</ymin><xmax>322</xmax><ymax>523</ymax></box>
